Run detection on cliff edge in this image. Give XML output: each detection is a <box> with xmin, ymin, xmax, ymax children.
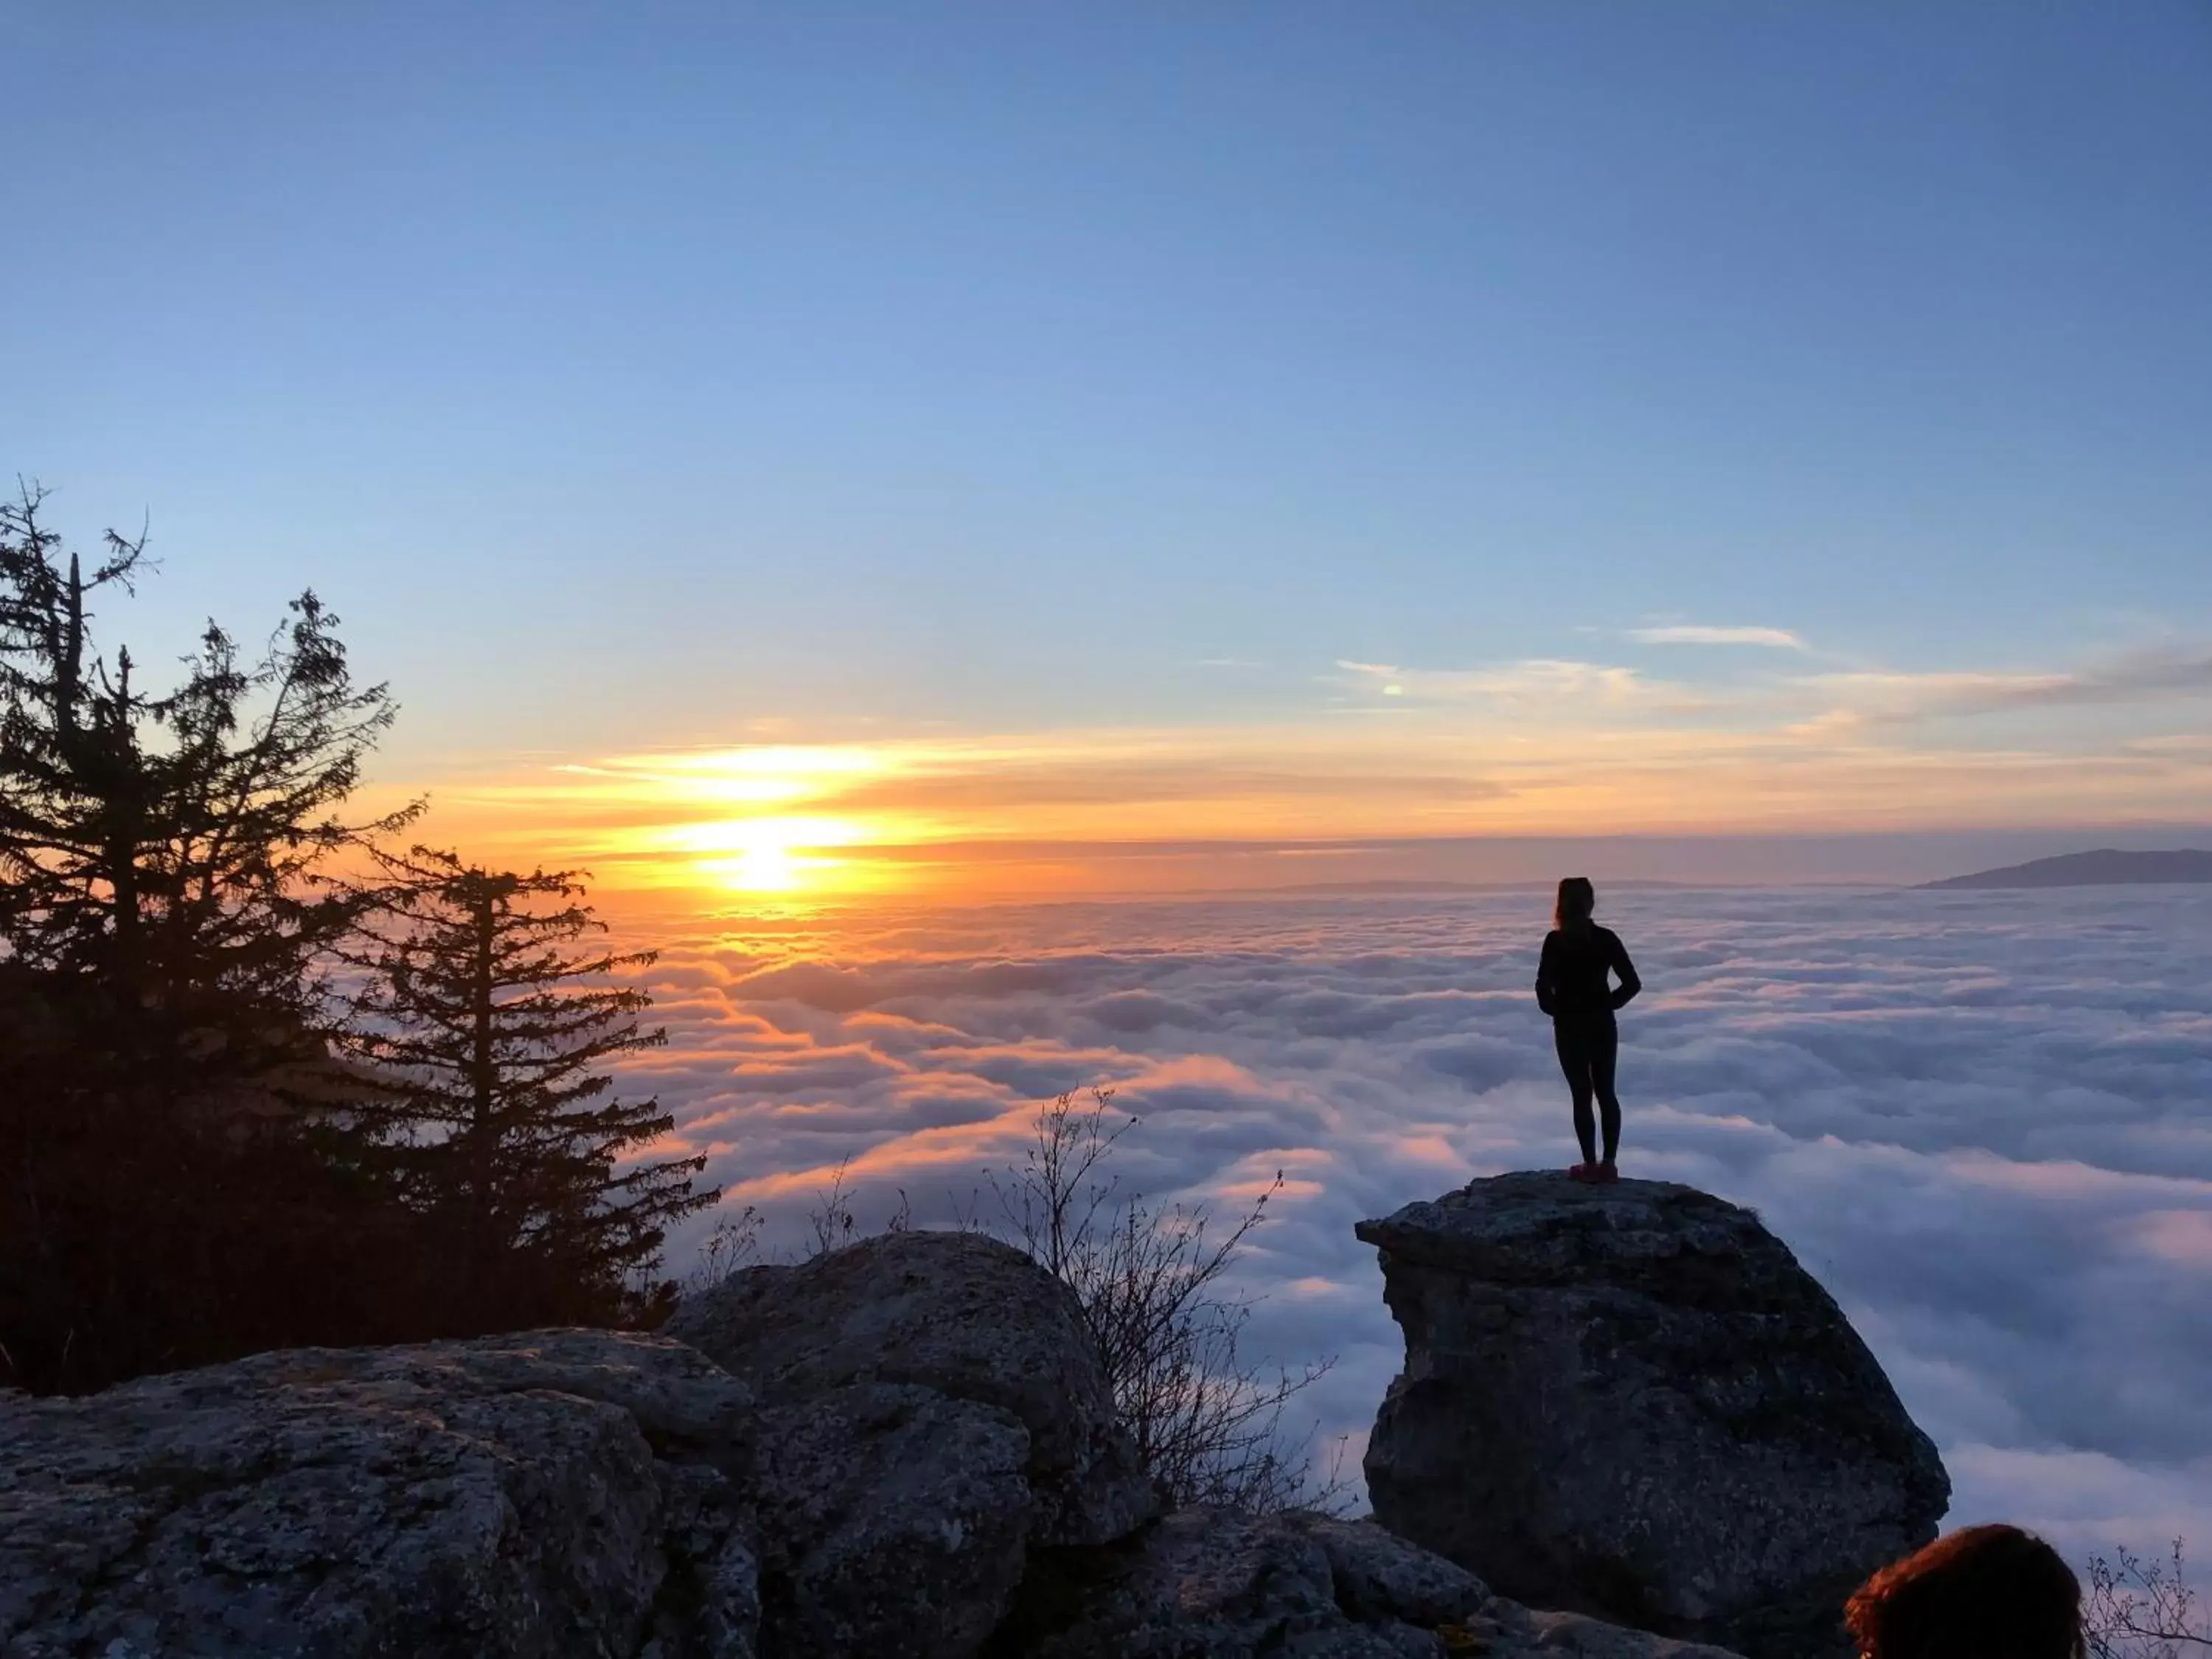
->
<box><xmin>1357</xmin><ymin>1172</ymin><xmax>1950</xmax><ymax>1659</ymax></box>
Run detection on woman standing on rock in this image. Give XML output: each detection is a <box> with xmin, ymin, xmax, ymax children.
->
<box><xmin>1535</xmin><ymin>877</ymin><xmax>1641</xmax><ymax>1184</ymax></box>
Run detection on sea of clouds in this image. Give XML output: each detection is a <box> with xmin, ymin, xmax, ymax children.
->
<box><xmin>614</xmin><ymin>885</ymin><xmax>2212</xmax><ymax>1565</ymax></box>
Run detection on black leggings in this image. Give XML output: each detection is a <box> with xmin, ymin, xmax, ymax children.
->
<box><xmin>1554</xmin><ymin>1016</ymin><xmax>1621</xmax><ymax>1165</ymax></box>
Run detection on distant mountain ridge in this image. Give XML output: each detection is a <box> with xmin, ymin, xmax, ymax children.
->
<box><xmin>1922</xmin><ymin>848</ymin><xmax>2212</xmax><ymax>889</ymax></box>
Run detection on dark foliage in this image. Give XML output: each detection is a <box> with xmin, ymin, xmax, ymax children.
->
<box><xmin>0</xmin><ymin>962</ymin><xmax>457</xmax><ymax>1391</ymax></box>
<box><xmin>336</xmin><ymin>846</ymin><xmax>714</xmax><ymax>1329</ymax></box>
<box><xmin>0</xmin><ymin>484</ymin><xmax>708</xmax><ymax>1391</ymax></box>
<box><xmin>0</xmin><ymin>487</ymin><xmax>408</xmax><ymax>1055</ymax></box>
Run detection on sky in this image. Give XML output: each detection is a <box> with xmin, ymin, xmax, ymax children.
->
<box><xmin>630</xmin><ymin>886</ymin><xmax>2212</xmax><ymax>1567</ymax></box>
<box><xmin>7</xmin><ymin>4</ymin><xmax>2212</xmax><ymax>897</ymax></box>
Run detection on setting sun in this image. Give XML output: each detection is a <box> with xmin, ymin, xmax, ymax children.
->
<box><xmin>444</xmin><ymin>749</ymin><xmax>917</xmax><ymax>900</ymax></box>
<box><xmin>669</xmin><ymin>813</ymin><xmax>866</xmax><ymax>894</ymax></box>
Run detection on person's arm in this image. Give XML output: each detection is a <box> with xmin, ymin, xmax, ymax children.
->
<box><xmin>1608</xmin><ymin>932</ymin><xmax>1642</xmax><ymax>1010</ymax></box>
<box><xmin>1535</xmin><ymin>933</ymin><xmax>1559</xmax><ymax>1016</ymax></box>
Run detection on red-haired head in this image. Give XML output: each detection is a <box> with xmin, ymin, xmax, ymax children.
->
<box><xmin>1846</xmin><ymin>1525</ymin><xmax>2083</xmax><ymax>1659</ymax></box>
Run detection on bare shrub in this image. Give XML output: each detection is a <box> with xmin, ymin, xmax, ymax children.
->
<box><xmin>990</xmin><ymin>1088</ymin><xmax>1338</xmax><ymax>1512</ymax></box>
<box><xmin>801</xmin><ymin>1161</ymin><xmax>909</xmax><ymax>1259</ymax></box>
<box><xmin>684</xmin><ymin>1204</ymin><xmax>765</xmax><ymax>1295</ymax></box>
<box><xmin>745</xmin><ymin>1089</ymin><xmax>1342</xmax><ymax>1512</ymax></box>
<box><xmin>2087</xmin><ymin>1540</ymin><xmax>2211</xmax><ymax>1659</ymax></box>
<box><xmin>804</xmin><ymin>1158</ymin><xmax>860</xmax><ymax>1259</ymax></box>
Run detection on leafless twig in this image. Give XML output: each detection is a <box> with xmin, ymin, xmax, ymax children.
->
<box><xmin>684</xmin><ymin>1205</ymin><xmax>764</xmax><ymax>1293</ymax></box>
<box><xmin>2087</xmin><ymin>1540</ymin><xmax>2211</xmax><ymax>1659</ymax></box>
<box><xmin>989</xmin><ymin>1088</ymin><xmax>1338</xmax><ymax>1512</ymax></box>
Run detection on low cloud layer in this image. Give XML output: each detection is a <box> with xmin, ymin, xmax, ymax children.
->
<box><xmin>617</xmin><ymin>886</ymin><xmax>2212</xmax><ymax>1564</ymax></box>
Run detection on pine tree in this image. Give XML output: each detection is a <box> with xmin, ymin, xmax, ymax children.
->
<box><xmin>341</xmin><ymin>846</ymin><xmax>714</xmax><ymax>1327</ymax></box>
<box><xmin>0</xmin><ymin>484</ymin><xmax>153</xmax><ymax>987</ymax></box>
<box><xmin>0</xmin><ymin>484</ymin><xmax>429</xmax><ymax>1391</ymax></box>
<box><xmin>0</xmin><ymin>483</ymin><xmax>411</xmax><ymax>1060</ymax></box>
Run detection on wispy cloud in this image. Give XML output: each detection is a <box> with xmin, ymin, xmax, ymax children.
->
<box><xmin>2125</xmin><ymin>734</ymin><xmax>2212</xmax><ymax>756</ymax></box>
<box><xmin>1628</xmin><ymin>625</ymin><xmax>1807</xmax><ymax>650</ymax></box>
<box><xmin>1332</xmin><ymin>656</ymin><xmax>1688</xmax><ymax>711</ymax></box>
<box><xmin>1801</xmin><ymin>647</ymin><xmax>2212</xmax><ymax>725</ymax></box>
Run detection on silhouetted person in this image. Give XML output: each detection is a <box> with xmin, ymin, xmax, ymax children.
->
<box><xmin>1846</xmin><ymin>1524</ymin><xmax>2084</xmax><ymax>1659</ymax></box>
<box><xmin>1534</xmin><ymin>877</ymin><xmax>1640</xmax><ymax>1183</ymax></box>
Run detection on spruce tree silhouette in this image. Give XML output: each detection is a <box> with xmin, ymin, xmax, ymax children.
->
<box><xmin>1</xmin><ymin>487</ymin><xmax>408</xmax><ymax>1035</ymax></box>
<box><xmin>0</xmin><ymin>484</ymin><xmax>428</xmax><ymax>1391</ymax></box>
<box><xmin>341</xmin><ymin>847</ymin><xmax>714</xmax><ymax>1328</ymax></box>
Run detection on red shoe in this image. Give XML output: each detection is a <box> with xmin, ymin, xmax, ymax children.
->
<box><xmin>1568</xmin><ymin>1163</ymin><xmax>1594</xmax><ymax>1183</ymax></box>
<box><xmin>1596</xmin><ymin>1161</ymin><xmax>1620</xmax><ymax>1183</ymax></box>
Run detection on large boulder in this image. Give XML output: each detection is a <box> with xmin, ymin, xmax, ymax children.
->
<box><xmin>667</xmin><ymin>1230</ymin><xmax>1151</xmax><ymax>1548</ymax></box>
<box><xmin>753</xmin><ymin>1381</ymin><xmax>1034</xmax><ymax>1659</ymax></box>
<box><xmin>1356</xmin><ymin>1175</ymin><xmax>1950</xmax><ymax>1659</ymax></box>
<box><xmin>1000</xmin><ymin>1508</ymin><xmax>1746</xmax><ymax>1659</ymax></box>
<box><xmin>5</xmin><ymin>1232</ymin><xmax>1150</xmax><ymax>1659</ymax></box>
<box><xmin>0</xmin><ymin>1330</ymin><xmax>759</xmax><ymax>1659</ymax></box>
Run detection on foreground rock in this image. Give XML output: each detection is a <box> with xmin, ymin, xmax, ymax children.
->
<box><xmin>664</xmin><ymin>1230</ymin><xmax>1152</xmax><ymax>1655</ymax></box>
<box><xmin>4</xmin><ymin>1206</ymin><xmax>1882</xmax><ymax>1659</ymax></box>
<box><xmin>1001</xmin><ymin>1509</ymin><xmax>1746</xmax><ymax>1659</ymax></box>
<box><xmin>1357</xmin><ymin>1174</ymin><xmax>1950</xmax><ymax>1659</ymax></box>
<box><xmin>3</xmin><ymin>1232</ymin><xmax>1149</xmax><ymax>1659</ymax></box>
<box><xmin>666</xmin><ymin>1231</ymin><xmax>1151</xmax><ymax>1548</ymax></box>
<box><xmin>0</xmin><ymin>1331</ymin><xmax>759</xmax><ymax>1658</ymax></box>
<box><xmin>752</xmin><ymin>1380</ymin><xmax>1033</xmax><ymax>1658</ymax></box>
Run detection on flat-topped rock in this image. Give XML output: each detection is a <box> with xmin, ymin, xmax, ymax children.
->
<box><xmin>1357</xmin><ymin>1172</ymin><xmax>1823</xmax><ymax>1288</ymax></box>
<box><xmin>1356</xmin><ymin>1173</ymin><xmax>1950</xmax><ymax>1659</ymax></box>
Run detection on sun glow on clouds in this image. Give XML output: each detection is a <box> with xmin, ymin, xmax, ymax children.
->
<box><xmin>667</xmin><ymin>815</ymin><xmax>866</xmax><ymax>894</ymax></box>
<box><xmin>402</xmin><ymin>630</ymin><xmax>2212</xmax><ymax>901</ymax></box>
<box><xmin>518</xmin><ymin>747</ymin><xmax>921</xmax><ymax>898</ymax></box>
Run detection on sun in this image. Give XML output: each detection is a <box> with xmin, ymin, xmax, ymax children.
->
<box><xmin>670</xmin><ymin>813</ymin><xmax>865</xmax><ymax>896</ymax></box>
<box><xmin>507</xmin><ymin>745</ymin><xmax>936</xmax><ymax>901</ymax></box>
<box><xmin>723</xmin><ymin>841</ymin><xmax>802</xmax><ymax>892</ymax></box>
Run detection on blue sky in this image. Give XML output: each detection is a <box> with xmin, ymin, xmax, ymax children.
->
<box><xmin>6</xmin><ymin>4</ymin><xmax>2211</xmax><ymax>883</ymax></box>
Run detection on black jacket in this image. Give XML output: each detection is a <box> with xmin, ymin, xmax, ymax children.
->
<box><xmin>1535</xmin><ymin>925</ymin><xmax>1641</xmax><ymax>1020</ymax></box>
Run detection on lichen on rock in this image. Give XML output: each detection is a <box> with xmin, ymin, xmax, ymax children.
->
<box><xmin>0</xmin><ymin>1329</ymin><xmax>759</xmax><ymax>1659</ymax></box>
<box><xmin>666</xmin><ymin>1229</ymin><xmax>1152</xmax><ymax>1548</ymax></box>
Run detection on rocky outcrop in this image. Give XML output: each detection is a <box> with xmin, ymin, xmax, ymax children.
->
<box><xmin>1</xmin><ymin>1233</ymin><xmax>1160</xmax><ymax>1659</ymax></box>
<box><xmin>0</xmin><ymin>1329</ymin><xmax>760</xmax><ymax>1659</ymax></box>
<box><xmin>999</xmin><ymin>1509</ymin><xmax>1746</xmax><ymax>1659</ymax></box>
<box><xmin>1357</xmin><ymin>1175</ymin><xmax>1950</xmax><ymax>1659</ymax></box>
<box><xmin>7</xmin><ymin>1194</ymin><xmax>1921</xmax><ymax>1659</ymax></box>
<box><xmin>1</xmin><ymin>1324</ymin><xmax>1741</xmax><ymax>1659</ymax></box>
<box><xmin>666</xmin><ymin>1230</ymin><xmax>1152</xmax><ymax>1549</ymax></box>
